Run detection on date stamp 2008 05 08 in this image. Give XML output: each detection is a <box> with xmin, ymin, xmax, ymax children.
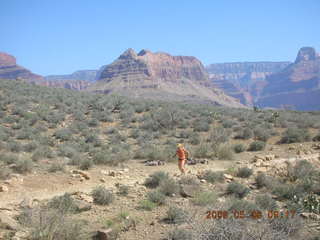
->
<box><xmin>206</xmin><ymin>210</ymin><xmax>296</xmax><ymax>220</ymax></box>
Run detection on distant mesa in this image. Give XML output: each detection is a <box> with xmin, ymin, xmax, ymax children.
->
<box><xmin>88</xmin><ymin>48</ymin><xmax>244</xmax><ymax>108</ymax></box>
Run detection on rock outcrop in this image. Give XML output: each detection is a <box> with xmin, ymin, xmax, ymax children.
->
<box><xmin>256</xmin><ymin>47</ymin><xmax>320</xmax><ymax>110</ymax></box>
<box><xmin>90</xmin><ymin>49</ymin><xmax>244</xmax><ymax>108</ymax></box>
<box><xmin>0</xmin><ymin>52</ymin><xmax>43</xmax><ymax>82</ymax></box>
<box><xmin>206</xmin><ymin>62</ymin><xmax>290</xmax><ymax>105</ymax></box>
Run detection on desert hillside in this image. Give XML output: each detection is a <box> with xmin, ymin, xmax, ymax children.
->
<box><xmin>0</xmin><ymin>79</ymin><xmax>320</xmax><ymax>239</ymax></box>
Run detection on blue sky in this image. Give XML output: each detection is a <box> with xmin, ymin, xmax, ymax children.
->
<box><xmin>0</xmin><ymin>0</ymin><xmax>319</xmax><ymax>75</ymax></box>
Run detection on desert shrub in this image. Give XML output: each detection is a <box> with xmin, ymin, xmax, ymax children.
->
<box><xmin>16</xmin><ymin>128</ymin><xmax>33</xmax><ymax>140</ymax></box>
<box><xmin>236</xmin><ymin>167</ymin><xmax>253</xmax><ymax>178</ymax></box>
<box><xmin>23</xmin><ymin>141</ymin><xmax>38</xmax><ymax>152</ymax></box>
<box><xmin>207</xmin><ymin>127</ymin><xmax>230</xmax><ymax>146</ymax></box>
<box><xmin>53</xmin><ymin>128</ymin><xmax>73</xmax><ymax>141</ymax></box>
<box><xmin>248</xmin><ymin>141</ymin><xmax>266</xmax><ymax>151</ymax></box>
<box><xmin>130</xmin><ymin>129</ymin><xmax>140</xmax><ymax>139</ymax></box>
<box><xmin>147</xmin><ymin>190</ymin><xmax>166</xmax><ymax>205</ymax></box>
<box><xmin>255</xmin><ymin>194</ymin><xmax>278</xmax><ymax>210</ymax></box>
<box><xmin>87</xmin><ymin>118</ymin><xmax>99</xmax><ymax>127</ymax></box>
<box><xmin>18</xmin><ymin>206</ymin><xmax>88</xmax><ymax>240</ymax></box>
<box><xmin>159</xmin><ymin>178</ymin><xmax>179</xmax><ymax>196</ymax></box>
<box><xmin>91</xmin><ymin>186</ymin><xmax>114</xmax><ymax>205</ymax></box>
<box><xmin>144</xmin><ymin>171</ymin><xmax>169</xmax><ymax>188</ymax></box>
<box><xmin>15</xmin><ymin>158</ymin><xmax>33</xmax><ymax>174</ymax></box>
<box><xmin>280</xmin><ymin>128</ymin><xmax>311</xmax><ymax>144</ymax></box>
<box><xmin>138</xmin><ymin>199</ymin><xmax>156</xmax><ymax>211</ymax></box>
<box><xmin>47</xmin><ymin>193</ymin><xmax>78</xmax><ymax>213</ymax></box>
<box><xmin>79</xmin><ymin>158</ymin><xmax>93</xmax><ymax>170</ymax></box>
<box><xmin>217</xmin><ymin>144</ymin><xmax>234</xmax><ymax>160</ymax></box>
<box><xmin>32</xmin><ymin>146</ymin><xmax>55</xmax><ymax>161</ymax></box>
<box><xmin>255</xmin><ymin>173</ymin><xmax>274</xmax><ymax>189</ymax></box>
<box><xmin>167</xmin><ymin>228</ymin><xmax>192</xmax><ymax>240</ymax></box>
<box><xmin>272</xmin><ymin>183</ymin><xmax>298</xmax><ymax>200</ymax></box>
<box><xmin>84</xmin><ymin>133</ymin><xmax>101</xmax><ymax>147</ymax></box>
<box><xmin>222</xmin><ymin>119</ymin><xmax>236</xmax><ymax>128</ymax></box>
<box><xmin>234</xmin><ymin>127</ymin><xmax>253</xmax><ymax>140</ymax></box>
<box><xmin>253</xmin><ymin>127</ymin><xmax>271</xmax><ymax>142</ymax></box>
<box><xmin>0</xmin><ymin>167</ymin><xmax>11</xmax><ymax>180</ymax></box>
<box><xmin>189</xmin><ymin>132</ymin><xmax>200</xmax><ymax>145</ymax></box>
<box><xmin>228</xmin><ymin>199</ymin><xmax>259</xmax><ymax>214</ymax></box>
<box><xmin>193</xmin><ymin>143</ymin><xmax>212</xmax><ymax>159</ymax></box>
<box><xmin>193</xmin><ymin>119</ymin><xmax>210</xmax><ymax>132</ymax></box>
<box><xmin>288</xmin><ymin>160</ymin><xmax>314</xmax><ymax>182</ymax></box>
<box><xmin>92</xmin><ymin>151</ymin><xmax>113</xmax><ymax>165</ymax></box>
<box><xmin>118</xmin><ymin>185</ymin><xmax>129</xmax><ymax>196</ymax></box>
<box><xmin>269</xmin><ymin>216</ymin><xmax>303</xmax><ymax>236</ymax></box>
<box><xmin>58</xmin><ymin>145</ymin><xmax>77</xmax><ymax>158</ymax></box>
<box><xmin>313</xmin><ymin>131</ymin><xmax>320</xmax><ymax>141</ymax></box>
<box><xmin>0</xmin><ymin>153</ymin><xmax>18</xmax><ymax>165</ymax></box>
<box><xmin>192</xmin><ymin>191</ymin><xmax>217</xmax><ymax>206</ymax></box>
<box><xmin>179</xmin><ymin>175</ymin><xmax>199</xmax><ymax>185</ymax></box>
<box><xmin>7</xmin><ymin>140</ymin><xmax>22</xmax><ymax>152</ymax></box>
<box><xmin>226</xmin><ymin>182</ymin><xmax>250</xmax><ymax>198</ymax></box>
<box><xmin>202</xmin><ymin>170</ymin><xmax>224</xmax><ymax>184</ymax></box>
<box><xmin>233</xmin><ymin>143</ymin><xmax>246</xmax><ymax>153</ymax></box>
<box><xmin>48</xmin><ymin>162</ymin><xmax>65</xmax><ymax>173</ymax></box>
<box><xmin>165</xmin><ymin>206</ymin><xmax>188</xmax><ymax>224</ymax></box>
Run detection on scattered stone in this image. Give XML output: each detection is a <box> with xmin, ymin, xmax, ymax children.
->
<box><xmin>0</xmin><ymin>214</ymin><xmax>19</xmax><ymax>230</ymax></box>
<box><xmin>101</xmin><ymin>170</ymin><xmax>108</xmax><ymax>175</ymax></box>
<box><xmin>74</xmin><ymin>200</ymin><xmax>91</xmax><ymax>212</ymax></box>
<box><xmin>223</xmin><ymin>174</ymin><xmax>233</xmax><ymax>180</ymax></box>
<box><xmin>71</xmin><ymin>192</ymin><xmax>94</xmax><ymax>203</ymax></box>
<box><xmin>94</xmin><ymin>228</ymin><xmax>113</xmax><ymax>240</ymax></box>
<box><xmin>144</xmin><ymin>160</ymin><xmax>165</xmax><ymax>166</ymax></box>
<box><xmin>0</xmin><ymin>185</ymin><xmax>9</xmax><ymax>192</ymax></box>
<box><xmin>72</xmin><ymin>170</ymin><xmax>90</xmax><ymax>180</ymax></box>
<box><xmin>180</xmin><ymin>184</ymin><xmax>200</xmax><ymax>198</ymax></box>
<box><xmin>200</xmin><ymin>179</ymin><xmax>206</xmax><ymax>183</ymax></box>
<box><xmin>100</xmin><ymin>178</ymin><xmax>106</xmax><ymax>183</ymax></box>
<box><xmin>12</xmin><ymin>230</ymin><xmax>29</xmax><ymax>240</ymax></box>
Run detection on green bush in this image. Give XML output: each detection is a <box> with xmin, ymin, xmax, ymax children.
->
<box><xmin>253</xmin><ymin>127</ymin><xmax>271</xmax><ymax>142</ymax></box>
<box><xmin>138</xmin><ymin>199</ymin><xmax>156</xmax><ymax>211</ymax></box>
<box><xmin>217</xmin><ymin>145</ymin><xmax>234</xmax><ymax>160</ymax></box>
<box><xmin>233</xmin><ymin>144</ymin><xmax>246</xmax><ymax>153</ymax></box>
<box><xmin>32</xmin><ymin>146</ymin><xmax>55</xmax><ymax>161</ymax></box>
<box><xmin>144</xmin><ymin>171</ymin><xmax>169</xmax><ymax>188</ymax></box>
<box><xmin>248</xmin><ymin>141</ymin><xmax>266</xmax><ymax>151</ymax></box>
<box><xmin>226</xmin><ymin>182</ymin><xmax>250</xmax><ymax>198</ymax></box>
<box><xmin>193</xmin><ymin>143</ymin><xmax>212</xmax><ymax>159</ymax></box>
<box><xmin>255</xmin><ymin>173</ymin><xmax>273</xmax><ymax>189</ymax></box>
<box><xmin>48</xmin><ymin>162</ymin><xmax>65</xmax><ymax>173</ymax></box>
<box><xmin>91</xmin><ymin>186</ymin><xmax>114</xmax><ymax>205</ymax></box>
<box><xmin>0</xmin><ymin>167</ymin><xmax>12</xmax><ymax>180</ymax></box>
<box><xmin>15</xmin><ymin>158</ymin><xmax>33</xmax><ymax>174</ymax></box>
<box><xmin>234</xmin><ymin>127</ymin><xmax>253</xmax><ymax>140</ymax></box>
<box><xmin>272</xmin><ymin>183</ymin><xmax>298</xmax><ymax>200</ymax></box>
<box><xmin>280</xmin><ymin>128</ymin><xmax>311</xmax><ymax>144</ymax></box>
<box><xmin>147</xmin><ymin>190</ymin><xmax>166</xmax><ymax>205</ymax></box>
<box><xmin>255</xmin><ymin>194</ymin><xmax>278</xmax><ymax>210</ymax></box>
<box><xmin>7</xmin><ymin>140</ymin><xmax>22</xmax><ymax>152</ymax></box>
<box><xmin>165</xmin><ymin>206</ymin><xmax>188</xmax><ymax>224</ymax></box>
<box><xmin>53</xmin><ymin>128</ymin><xmax>73</xmax><ymax>141</ymax></box>
<box><xmin>192</xmin><ymin>191</ymin><xmax>217</xmax><ymax>206</ymax></box>
<box><xmin>0</xmin><ymin>153</ymin><xmax>18</xmax><ymax>165</ymax></box>
<box><xmin>79</xmin><ymin>158</ymin><xmax>93</xmax><ymax>170</ymax></box>
<box><xmin>47</xmin><ymin>193</ymin><xmax>78</xmax><ymax>213</ymax></box>
<box><xmin>202</xmin><ymin>170</ymin><xmax>224</xmax><ymax>184</ymax></box>
<box><xmin>118</xmin><ymin>185</ymin><xmax>130</xmax><ymax>196</ymax></box>
<box><xmin>236</xmin><ymin>167</ymin><xmax>253</xmax><ymax>178</ymax></box>
<box><xmin>159</xmin><ymin>178</ymin><xmax>179</xmax><ymax>196</ymax></box>
<box><xmin>288</xmin><ymin>160</ymin><xmax>314</xmax><ymax>182</ymax></box>
<box><xmin>179</xmin><ymin>176</ymin><xmax>199</xmax><ymax>185</ymax></box>
<box><xmin>23</xmin><ymin>142</ymin><xmax>38</xmax><ymax>152</ymax></box>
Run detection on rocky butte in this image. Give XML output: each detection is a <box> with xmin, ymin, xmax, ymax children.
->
<box><xmin>256</xmin><ymin>47</ymin><xmax>320</xmax><ymax>111</ymax></box>
<box><xmin>0</xmin><ymin>52</ymin><xmax>43</xmax><ymax>82</ymax></box>
<box><xmin>89</xmin><ymin>48</ymin><xmax>244</xmax><ymax>108</ymax></box>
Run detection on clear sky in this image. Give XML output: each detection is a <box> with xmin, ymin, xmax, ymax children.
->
<box><xmin>1</xmin><ymin>0</ymin><xmax>319</xmax><ymax>75</ymax></box>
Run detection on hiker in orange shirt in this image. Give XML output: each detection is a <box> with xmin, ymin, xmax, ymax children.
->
<box><xmin>173</xmin><ymin>144</ymin><xmax>189</xmax><ymax>174</ymax></box>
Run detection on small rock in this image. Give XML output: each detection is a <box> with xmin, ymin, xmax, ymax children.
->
<box><xmin>300</xmin><ymin>212</ymin><xmax>320</xmax><ymax>220</ymax></box>
<box><xmin>150</xmin><ymin>221</ymin><xmax>155</xmax><ymax>226</ymax></box>
<box><xmin>109</xmin><ymin>171</ymin><xmax>116</xmax><ymax>177</ymax></box>
<box><xmin>0</xmin><ymin>214</ymin><xmax>19</xmax><ymax>230</ymax></box>
<box><xmin>72</xmin><ymin>170</ymin><xmax>90</xmax><ymax>180</ymax></box>
<box><xmin>223</xmin><ymin>174</ymin><xmax>233</xmax><ymax>180</ymax></box>
<box><xmin>200</xmin><ymin>179</ymin><xmax>206</xmax><ymax>183</ymax></box>
<box><xmin>94</xmin><ymin>228</ymin><xmax>113</xmax><ymax>240</ymax></box>
<box><xmin>100</xmin><ymin>178</ymin><xmax>106</xmax><ymax>183</ymax></box>
<box><xmin>74</xmin><ymin>200</ymin><xmax>91</xmax><ymax>212</ymax></box>
<box><xmin>0</xmin><ymin>185</ymin><xmax>9</xmax><ymax>192</ymax></box>
<box><xmin>101</xmin><ymin>170</ymin><xmax>108</xmax><ymax>175</ymax></box>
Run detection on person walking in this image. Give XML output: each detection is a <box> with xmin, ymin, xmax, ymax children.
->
<box><xmin>173</xmin><ymin>144</ymin><xmax>189</xmax><ymax>175</ymax></box>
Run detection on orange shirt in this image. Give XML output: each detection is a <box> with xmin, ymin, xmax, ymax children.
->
<box><xmin>177</xmin><ymin>147</ymin><xmax>187</xmax><ymax>160</ymax></box>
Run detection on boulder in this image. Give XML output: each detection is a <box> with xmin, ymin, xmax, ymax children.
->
<box><xmin>74</xmin><ymin>200</ymin><xmax>91</xmax><ymax>212</ymax></box>
<box><xmin>93</xmin><ymin>228</ymin><xmax>113</xmax><ymax>240</ymax></box>
<box><xmin>72</xmin><ymin>170</ymin><xmax>90</xmax><ymax>180</ymax></box>
<box><xmin>0</xmin><ymin>214</ymin><xmax>19</xmax><ymax>230</ymax></box>
<box><xmin>223</xmin><ymin>174</ymin><xmax>233</xmax><ymax>180</ymax></box>
<box><xmin>0</xmin><ymin>185</ymin><xmax>9</xmax><ymax>192</ymax></box>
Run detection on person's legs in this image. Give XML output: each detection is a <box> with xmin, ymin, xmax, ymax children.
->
<box><xmin>178</xmin><ymin>159</ymin><xmax>186</xmax><ymax>174</ymax></box>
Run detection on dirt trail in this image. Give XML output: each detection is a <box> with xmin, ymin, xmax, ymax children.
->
<box><xmin>0</xmin><ymin>160</ymin><xmax>233</xmax><ymax>209</ymax></box>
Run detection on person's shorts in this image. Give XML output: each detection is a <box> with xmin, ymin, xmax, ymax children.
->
<box><xmin>178</xmin><ymin>158</ymin><xmax>186</xmax><ymax>162</ymax></box>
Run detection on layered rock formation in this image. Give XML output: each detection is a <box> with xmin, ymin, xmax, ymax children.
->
<box><xmin>44</xmin><ymin>70</ymin><xmax>98</xmax><ymax>90</ymax></box>
<box><xmin>206</xmin><ymin>62</ymin><xmax>290</xmax><ymax>105</ymax></box>
<box><xmin>0</xmin><ymin>52</ymin><xmax>43</xmax><ymax>82</ymax></box>
<box><xmin>90</xmin><ymin>49</ymin><xmax>244</xmax><ymax>108</ymax></box>
<box><xmin>256</xmin><ymin>47</ymin><xmax>320</xmax><ymax>110</ymax></box>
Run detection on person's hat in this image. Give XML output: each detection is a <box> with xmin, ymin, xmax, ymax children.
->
<box><xmin>177</xmin><ymin>143</ymin><xmax>183</xmax><ymax>148</ymax></box>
